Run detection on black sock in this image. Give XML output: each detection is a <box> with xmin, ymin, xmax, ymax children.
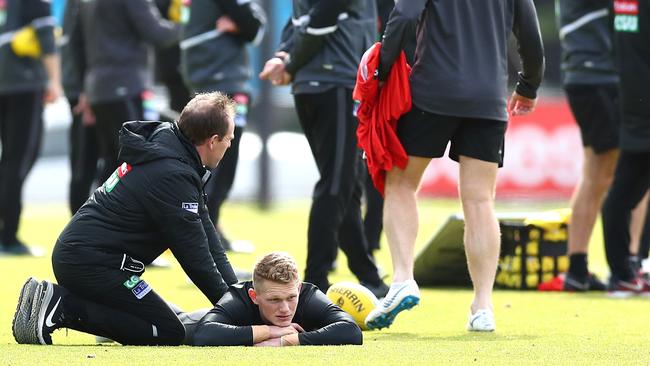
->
<box><xmin>568</xmin><ymin>253</ymin><xmax>588</xmax><ymax>280</ymax></box>
<box><xmin>629</xmin><ymin>255</ymin><xmax>641</xmax><ymax>274</ymax></box>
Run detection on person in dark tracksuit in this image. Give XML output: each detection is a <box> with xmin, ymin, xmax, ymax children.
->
<box><xmin>602</xmin><ymin>0</ymin><xmax>650</xmax><ymax>296</ymax></box>
<box><xmin>260</xmin><ymin>0</ymin><xmax>388</xmax><ymax>299</ymax></box>
<box><xmin>192</xmin><ymin>252</ymin><xmax>362</xmax><ymax>347</ymax></box>
<box><xmin>61</xmin><ymin>0</ymin><xmax>98</xmax><ymax>215</ymax></box>
<box><xmin>71</xmin><ymin>0</ymin><xmax>180</xmax><ymax>184</ymax></box>
<box><xmin>12</xmin><ymin>92</ymin><xmax>238</xmax><ymax>346</ymax></box>
<box><xmin>0</xmin><ymin>0</ymin><xmax>62</xmax><ymax>255</ymax></box>
<box><xmin>154</xmin><ymin>0</ymin><xmax>191</xmax><ymax>115</ymax></box>
<box><xmin>365</xmin><ymin>0</ymin><xmax>544</xmax><ymax>331</ymax></box>
<box><xmin>181</xmin><ymin>0</ymin><xmax>265</xmax><ymax>248</ymax></box>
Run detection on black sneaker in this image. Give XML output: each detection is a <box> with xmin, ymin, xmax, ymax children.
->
<box><xmin>0</xmin><ymin>240</ymin><xmax>42</xmax><ymax>257</ymax></box>
<box><xmin>607</xmin><ymin>276</ymin><xmax>643</xmax><ymax>298</ymax></box>
<box><xmin>31</xmin><ymin>280</ymin><xmax>68</xmax><ymax>344</ymax></box>
<box><xmin>12</xmin><ymin>277</ymin><xmax>40</xmax><ymax>344</ymax></box>
<box><xmin>562</xmin><ymin>272</ymin><xmax>606</xmax><ymax>292</ymax></box>
<box><xmin>360</xmin><ymin>280</ymin><xmax>390</xmax><ymax>299</ymax></box>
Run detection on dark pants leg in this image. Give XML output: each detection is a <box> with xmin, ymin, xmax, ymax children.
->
<box><xmin>0</xmin><ymin>91</ymin><xmax>44</xmax><ymax>244</ymax></box>
<box><xmin>638</xmin><ymin>196</ymin><xmax>650</xmax><ymax>260</ymax></box>
<box><xmin>91</xmin><ymin>96</ymin><xmax>143</xmax><ymax>183</ymax></box>
<box><xmin>363</xmin><ymin>168</ymin><xmax>384</xmax><ymax>253</ymax></box>
<box><xmin>294</xmin><ymin>88</ymin><xmax>381</xmax><ymax>289</ymax></box>
<box><xmin>52</xmin><ymin>255</ymin><xmax>184</xmax><ymax>345</ymax></box>
<box><xmin>162</xmin><ymin>74</ymin><xmax>192</xmax><ymax>114</ymax></box>
<box><xmin>206</xmin><ymin>125</ymin><xmax>243</xmax><ymax>227</ymax></box>
<box><xmin>67</xmin><ymin>97</ymin><xmax>99</xmax><ymax>214</ymax></box>
<box><xmin>602</xmin><ymin>151</ymin><xmax>650</xmax><ymax>280</ymax></box>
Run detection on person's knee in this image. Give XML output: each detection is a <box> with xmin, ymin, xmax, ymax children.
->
<box><xmin>155</xmin><ymin>318</ymin><xmax>186</xmax><ymax>346</ymax></box>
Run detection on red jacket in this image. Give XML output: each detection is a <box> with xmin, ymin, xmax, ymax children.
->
<box><xmin>353</xmin><ymin>42</ymin><xmax>411</xmax><ymax>195</ymax></box>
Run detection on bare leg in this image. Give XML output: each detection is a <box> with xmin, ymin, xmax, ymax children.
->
<box><xmin>568</xmin><ymin>148</ymin><xmax>618</xmax><ymax>257</ymax></box>
<box><xmin>458</xmin><ymin>156</ymin><xmax>499</xmax><ymax>313</ymax></box>
<box><xmin>383</xmin><ymin>156</ymin><xmax>431</xmax><ymax>282</ymax></box>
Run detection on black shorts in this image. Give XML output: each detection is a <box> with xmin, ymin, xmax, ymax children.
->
<box><xmin>396</xmin><ymin>105</ymin><xmax>506</xmax><ymax>166</ymax></box>
<box><xmin>565</xmin><ymin>84</ymin><xmax>620</xmax><ymax>153</ymax></box>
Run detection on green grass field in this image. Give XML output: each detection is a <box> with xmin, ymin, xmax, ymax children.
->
<box><xmin>1</xmin><ymin>199</ymin><xmax>649</xmax><ymax>365</ymax></box>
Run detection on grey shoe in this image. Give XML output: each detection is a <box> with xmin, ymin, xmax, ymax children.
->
<box><xmin>12</xmin><ymin>277</ymin><xmax>40</xmax><ymax>344</ymax></box>
<box><xmin>31</xmin><ymin>280</ymin><xmax>67</xmax><ymax>345</ymax></box>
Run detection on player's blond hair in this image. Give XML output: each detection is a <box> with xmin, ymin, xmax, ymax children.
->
<box><xmin>253</xmin><ymin>252</ymin><xmax>300</xmax><ymax>290</ymax></box>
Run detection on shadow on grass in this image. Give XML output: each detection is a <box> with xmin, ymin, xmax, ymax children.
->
<box><xmin>367</xmin><ymin>332</ymin><xmax>540</xmax><ymax>342</ymax></box>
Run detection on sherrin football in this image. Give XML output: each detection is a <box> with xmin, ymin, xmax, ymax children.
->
<box><xmin>326</xmin><ymin>282</ymin><xmax>378</xmax><ymax>330</ymax></box>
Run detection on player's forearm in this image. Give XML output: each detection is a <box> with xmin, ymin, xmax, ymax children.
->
<box><xmin>280</xmin><ymin>333</ymin><xmax>300</xmax><ymax>346</ymax></box>
<box><xmin>42</xmin><ymin>53</ymin><xmax>62</xmax><ymax>89</ymax></box>
<box><xmin>251</xmin><ymin>325</ymin><xmax>270</xmax><ymax>343</ymax></box>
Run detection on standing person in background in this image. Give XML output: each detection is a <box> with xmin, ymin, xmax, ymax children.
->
<box><xmin>555</xmin><ymin>0</ymin><xmax>618</xmax><ymax>292</ymax></box>
<box><xmin>71</xmin><ymin>0</ymin><xmax>180</xmax><ymax>183</ymax></box>
<box><xmin>181</xmin><ymin>0</ymin><xmax>265</xmax><ymax>250</ymax></box>
<box><xmin>155</xmin><ymin>0</ymin><xmax>191</xmax><ymax>116</ymax></box>
<box><xmin>0</xmin><ymin>0</ymin><xmax>63</xmax><ymax>255</ymax></box>
<box><xmin>602</xmin><ymin>0</ymin><xmax>650</xmax><ymax>296</ymax></box>
<box><xmin>61</xmin><ymin>0</ymin><xmax>98</xmax><ymax>214</ymax></box>
<box><xmin>364</xmin><ymin>0</ymin><xmax>544</xmax><ymax>331</ymax></box>
<box><xmin>259</xmin><ymin>0</ymin><xmax>389</xmax><ymax>299</ymax></box>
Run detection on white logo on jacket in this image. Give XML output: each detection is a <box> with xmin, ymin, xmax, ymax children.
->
<box><xmin>182</xmin><ymin>202</ymin><xmax>199</xmax><ymax>214</ymax></box>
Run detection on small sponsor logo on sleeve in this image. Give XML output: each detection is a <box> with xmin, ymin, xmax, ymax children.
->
<box><xmin>182</xmin><ymin>202</ymin><xmax>199</xmax><ymax>214</ymax></box>
<box><xmin>614</xmin><ymin>0</ymin><xmax>639</xmax><ymax>32</ymax></box>
<box><xmin>132</xmin><ymin>280</ymin><xmax>152</xmax><ymax>300</ymax></box>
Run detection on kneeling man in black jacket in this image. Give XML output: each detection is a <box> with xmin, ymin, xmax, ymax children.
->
<box><xmin>12</xmin><ymin>92</ymin><xmax>238</xmax><ymax>346</ymax></box>
<box><xmin>192</xmin><ymin>252</ymin><xmax>362</xmax><ymax>347</ymax></box>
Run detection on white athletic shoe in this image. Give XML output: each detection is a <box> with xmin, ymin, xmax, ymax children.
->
<box><xmin>466</xmin><ymin>309</ymin><xmax>496</xmax><ymax>332</ymax></box>
<box><xmin>365</xmin><ymin>280</ymin><xmax>420</xmax><ymax>330</ymax></box>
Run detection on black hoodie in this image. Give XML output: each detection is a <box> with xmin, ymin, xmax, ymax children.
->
<box><xmin>55</xmin><ymin>121</ymin><xmax>237</xmax><ymax>305</ymax></box>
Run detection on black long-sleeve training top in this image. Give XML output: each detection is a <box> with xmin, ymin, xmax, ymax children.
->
<box><xmin>55</xmin><ymin>121</ymin><xmax>237</xmax><ymax>305</ymax></box>
<box><xmin>379</xmin><ymin>0</ymin><xmax>545</xmax><ymax>122</ymax></box>
<box><xmin>192</xmin><ymin>282</ymin><xmax>363</xmax><ymax>346</ymax></box>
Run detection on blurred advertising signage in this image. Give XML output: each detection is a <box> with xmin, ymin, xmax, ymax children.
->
<box><xmin>420</xmin><ymin>97</ymin><xmax>581</xmax><ymax>199</ymax></box>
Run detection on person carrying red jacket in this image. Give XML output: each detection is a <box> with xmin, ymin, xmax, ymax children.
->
<box><xmin>353</xmin><ymin>42</ymin><xmax>411</xmax><ymax>195</ymax></box>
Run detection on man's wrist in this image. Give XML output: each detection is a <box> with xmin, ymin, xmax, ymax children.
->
<box><xmin>281</xmin><ymin>333</ymin><xmax>299</xmax><ymax>346</ymax></box>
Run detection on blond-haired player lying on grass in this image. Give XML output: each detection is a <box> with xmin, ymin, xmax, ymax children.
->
<box><xmin>191</xmin><ymin>252</ymin><xmax>362</xmax><ymax>346</ymax></box>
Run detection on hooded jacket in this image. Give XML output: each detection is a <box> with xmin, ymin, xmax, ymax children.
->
<box><xmin>56</xmin><ymin>121</ymin><xmax>237</xmax><ymax>305</ymax></box>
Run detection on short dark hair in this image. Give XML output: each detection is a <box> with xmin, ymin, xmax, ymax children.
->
<box><xmin>178</xmin><ymin>92</ymin><xmax>235</xmax><ymax>145</ymax></box>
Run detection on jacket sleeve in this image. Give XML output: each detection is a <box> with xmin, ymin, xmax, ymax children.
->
<box><xmin>217</xmin><ymin>0</ymin><xmax>266</xmax><ymax>45</ymax></box>
<box><xmin>125</xmin><ymin>0</ymin><xmax>181</xmax><ymax>48</ymax></box>
<box><xmin>192</xmin><ymin>293</ymin><xmax>255</xmax><ymax>346</ymax></box>
<box><xmin>283</xmin><ymin>0</ymin><xmax>351</xmax><ymax>76</ymax></box>
<box><xmin>25</xmin><ymin>0</ymin><xmax>57</xmax><ymax>55</ymax></box>
<box><xmin>512</xmin><ymin>0</ymin><xmax>545</xmax><ymax>99</ymax></box>
<box><xmin>198</xmin><ymin>202</ymin><xmax>238</xmax><ymax>286</ymax></box>
<box><xmin>378</xmin><ymin>0</ymin><xmax>427</xmax><ymax>80</ymax></box>
<box><xmin>277</xmin><ymin>16</ymin><xmax>295</xmax><ymax>54</ymax></box>
<box><xmin>62</xmin><ymin>0</ymin><xmax>85</xmax><ymax>88</ymax></box>
<box><xmin>297</xmin><ymin>290</ymin><xmax>363</xmax><ymax>346</ymax></box>
<box><xmin>144</xmin><ymin>172</ymin><xmax>229</xmax><ymax>305</ymax></box>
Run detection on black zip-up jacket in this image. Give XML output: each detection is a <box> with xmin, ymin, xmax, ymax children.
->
<box><xmin>192</xmin><ymin>282</ymin><xmax>362</xmax><ymax>346</ymax></box>
<box><xmin>0</xmin><ymin>0</ymin><xmax>56</xmax><ymax>94</ymax></box>
<box><xmin>556</xmin><ymin>0</ymin><xmax>618</xmax><ymax>86</ymax></box>
<box><xmin>60</xmin><ymin>0</ymin><xmax>83</xmax><ymax>99</ymax></box>
<box><xmin>71</xmin><ymin>0</ymin><xmax>180</xmax><ymax>104</ymax></box>
<box><xmin>55</xmin><ymin>121</ymin><xmax>237</xmax><ymax>305</ymax></box>
<box><xmin>181</xmin><ymin>0</ymin><xmax>266</xmax><ymax>94</ymax></box>
<box><xmin>614</xmin><ymin>0</ymin><xmax>650</xmax><ymax>151</ymax></box>
<box><xmin>379</xmin><ymin>0</ymin><xmax>545</xmax><ymax>122</ymax></box>
<box><xmin>278</xmin><ymin>0</ymin><xmax>377</xmax><ymax>94</ymax></box>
